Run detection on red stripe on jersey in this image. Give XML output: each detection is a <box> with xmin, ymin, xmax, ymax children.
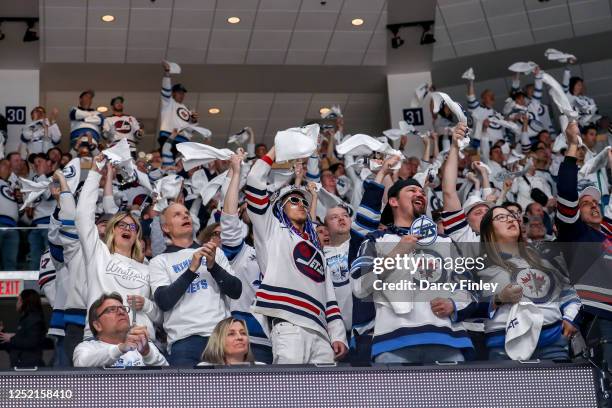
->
<box><xmin>442</xmin><ymin>212</ymin><xmax>464</xmax><ymax>227</ymax></box>
<box><xmin>325</xmin><ymin>307</ymin><xmax>341</xmax><ymax>316</ymax></box>
<box><xmin>557</xmin><ymin>203</ymin><xmax>577</xmax><ymax>217</ymax></box>
<box><xmin>245</xmin><ymin>194</ymin><xmax>269</xmax><ymax>205</ymax></box>
<box><xmin>256</xmin><ymin>291</ymin><xmax>321</xmax><ymax>316</ymax></box>
<box><xmin>261</xmin><ymin>156</ymin><xmax>273</xmax><ymax>166</ymax></box>
<box><xmin>577</xmin><ymin>290</ymin><xmax>612</xmax><ymax>305</ymax></box>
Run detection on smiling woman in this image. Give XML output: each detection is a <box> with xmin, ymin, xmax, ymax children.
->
<box><xmin>200</xmin><ymin>317</ymin><xmax>255</xmax><ymax>365</ymax></box>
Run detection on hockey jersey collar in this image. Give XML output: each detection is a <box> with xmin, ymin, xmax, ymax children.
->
<box><xmin>164</xmin><ymin>241</ymin><xmax>200</xmax><ymax>254</ymax></box>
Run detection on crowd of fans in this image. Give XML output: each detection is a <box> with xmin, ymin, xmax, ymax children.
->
<box><xmin>0</xmin><ymin>57</ymin><xmax>610</xmax><ymax>371</ymax></box>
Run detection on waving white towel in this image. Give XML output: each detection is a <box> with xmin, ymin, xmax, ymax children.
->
<box><xmin>541</xmin><ymin>72</ymin><xmax>579</xmax><ymax>121</ymax></box>
<box><xmin>180</xmin><ymin>124</ymin><xmax>212</xmax><ymax>140</ymax></box>
<box><xmin>274</xmin><ymin>124</ymin><xmax>319</xmax><ymax>162</ymax></box>
<box><xmin>19</xmin><ymin>177</ymin><xmax>51</xmax><ymax>211</ymax></box>
<box><xmin>336</xmin><ymin>133</ymin><xmax>402</xmax><ymax>158</ymax></box>
<box><xmin>153</xmin><ymin>175</ymin><xmax>184</xmax><ymax>212</ymax></box>
<box><xmin>508</xmin><ymin>61</ymin><xmax>537</xmax><ymax>74</ymax></box>
<box><xmin>462</xmin><ymin>67</ymin><xmax>475</xmax><ymax>81</ymax></box>
<box><xmin>544</xmin><ymin>48</ymin><xmax>576</xmax><ymax>63</ymax></box>
<box><xmin>176</xmin><ymin>142</ymin><xmax>234</xmax><ymax>171</ymax></box>
<box><xmin>228</xmin><ymin>128</ymin><xmax>249</xmax><ymax>145</ymax></box>
<box><xmin>430</xmin><ymin>92</ymin><xmax>471</xmax><ymax>150</ymax></box>
<box><xmin>579</xmin><ymin>146</ymin><xmax>611</xmax><ymax>177</ymax></box>
<box><xmin>489</xmin><ymin>117</ymin><xmax>521</xmax><ymax>134</ymax></box>
<box><xmin>505</xmin><ymin>300</ymin><xmax>544</xmax><ymax>360</ymax></box>
<box><xmin>163</xmin><ymin>60</ymin><xmax>181</xmax><ymax>74</ymax></box>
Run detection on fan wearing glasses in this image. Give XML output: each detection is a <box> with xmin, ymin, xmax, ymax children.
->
<box><xmin>73</xmin><ymin>293</ymin><xmax>167</xmax><ymax>367</ymax></box>
<box><xmin>76</xmin><ymin>157</ymin><xmax>161</xmax><ymax>341</ymax></box>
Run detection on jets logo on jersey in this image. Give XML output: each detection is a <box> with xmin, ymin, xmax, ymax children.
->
<box><xmin>512</xmin><ymin>268</ymin><xmax>555</xmax><ymax>303</ymax></box>
<box><xmin>0</xmin><ymin>185</ymin><xmax>15</xmax><ymax>202</ymax></box>
<box><xmin>410</xmin><ymin>215</ymin><xmax>437</xmax><ymax>246</ymax></box>
<box><xmin>488</xmin><ymin>114</ymin><xmax>502</xmax><ymax>129</ymax></box>
<box><xmin>413</xmin><ymin>249</ymin><xmax>448</xmax><ymax>283</ymax></box>
<box><xmin>293</xmin><ymin>241</ymin><xmax>325</xmax><ymax>283</ymax></box>
<box><xmin>62</xmin><ymin>164</ymin><xmax>77</xmax><ymax>179</ymax></box>
<box><xmin>114</xmin><ymin>120</ymin><xmax>133</xmax><ymax>134</ymax></box>
<box><xmin>176</xmin><ymin>107</ymin><xmax>191</xmax><ymax>122</ymax></box>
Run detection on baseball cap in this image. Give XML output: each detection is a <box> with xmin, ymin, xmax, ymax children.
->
<box><xmin>380</xmin><ymin>178</ymin><xmax>423</xmax><ymax>226</ymax></box>
<box><xmin>172</xmin><ymin>83</ymin><xmax>187</xmax><ymax>93</ymax></box>
<box><xmin>579</xmin><ymin>185</ymin><xmax>601</xmax><ymax>202</ymax></box>
<box><xmin>110</xmin><ymin>96</ymin><xmax>124</xmax><ymax>106</ymax></box>
<box><xmin>79</xmin><ymin>89</ymin><xmax>95</xmax><ymax>98</ymax></box>
<box><xmin>463</xmin><ymin>195</ymin><xmax>493</xmax><ymax>215</ymax></box>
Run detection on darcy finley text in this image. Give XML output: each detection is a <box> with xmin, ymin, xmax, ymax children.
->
<box><xmin>372</xmin><ymin>279</ymin><xmax>499</xmax><ymax>293</ymax></box>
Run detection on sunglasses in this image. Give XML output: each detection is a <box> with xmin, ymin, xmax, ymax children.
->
<box><xmin>116</xmin><ymin>221</ymin><xmax>138</xmax><ymax>232</ymax></box>
<box><xmin>283</xmin><ymin>196</ymin><xmax>309</xmax><ymax>208</ymax></box>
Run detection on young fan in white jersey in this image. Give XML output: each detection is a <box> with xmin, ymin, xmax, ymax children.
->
<box><xmin>245</xmin><ymin>146</ymin><xmax>348</xmax><ymax>364</ymax></box>
<box><xmin>20</xmin><ymin>106</ymin><xmax>61</xmax><ymax>155</ymax></box>
<box><xmin>149</xmin><ymin>201</ymin><xmax>242</xmax><ymax>367</ymax></box>
<box><xmin>76</xmin><ymin>157</ymin><xmax>161</xmax><ymax>341</ymax></box>
<box><xmin>69</xmin><ymin>90</ymin><xmax>104</xmax><ymax>146</ymax></box>
<box><xmin>74</xmin><ymin>293</ymin><xmax>168</xmax><ymax>367</ymax></box>
<box><xmin>220</xmin><ymin>152</ymin><xmax>272</xmax><ymax>364</ymax></box>
<box><xmin>103</xmin><ymin>96</ymin><xmax>143</xmax><ymax>156</ymax></box>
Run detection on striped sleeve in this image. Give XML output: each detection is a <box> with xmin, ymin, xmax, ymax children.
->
<box><xmin>533</xmin><ymin>73</ymin><xmax>543</xmax><ymax>101</ymax></box>
<box><xmin>325</xmin><ymin>300</ymin><xmax>342</xmax><ymax>323</ymax></box>
<box><xmin>520</xmin><ymin>131</ymin><xmax>532</xmax><ymax>154</ymax></box>
<box><xmin>441</xmin><ymin>209</ymin><xmax>479</xmax><ymax>243</ymax></box>
<box><xmin>562</xmin><ymin>68</ymin><xmax>571</xmax><ymax>94</ymax></box>
<box><xmin>556</xmin><ymin>157</ymin><xmax>580</xmax><ymax>225</ymax></box>
<box><xmin>467</xmin><ymin>94</ymin><xmax>479</xmax><ymax>111</ymax></box>
<box><xmin>511</xmin><ymin>78</ymin><xmax>520</xmax><ymax>93</ymax></box>
<box><xmin>161</xmin><ymin>76</ymin><xmax>172</xmax><ymax>100</ymax></box>
<box><xmin>245</xmin><ymin>156</ymin><xmax>273</xmax><ymax>216</ymax></box>
<box><xmin>220</xmin><ymin>212</ymin><xmax>245</xmax><ymax>262</ymax></box>
<box><xmin>352</xmin><ymin>179</ymin><xmax>385</xmax><ymax>237</ymax></box>
<box><xmin>161</xmin><ymin>140</ymin><xmax>175</xmax><ymax>167</ymax></box>
<box><xmin>305</xmin><ymin>155</ymin><xmax>320</xmax><ymax>182</ymax></box>
<box><xmin>350</xmin><ymin>239</ymin><xmax>378</xmax><ymax>299</ymax></box>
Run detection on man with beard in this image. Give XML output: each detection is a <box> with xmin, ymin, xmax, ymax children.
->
<box><xmin>103</xmin><ymin>96</ymin><xmax>143</xmax><ymax>156</ymax></box>
<box><xmin>350</xmin><ymin>124</ymin><xmax>476</xmax><ymax>364</ymax></box>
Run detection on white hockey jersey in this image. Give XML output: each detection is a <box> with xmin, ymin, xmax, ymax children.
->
<box><xmin>324</xmin><ymin>239</ymin><xmax>353</xmax><ymax>331</ymax></box>
<box><xmin>69</xmin><ymin>107</ymin><xmax>104</xmax><ymax>145</ymax></box>
<box><xmin>245</xmin><ymin>156</ymin><xmax>347</xmax><ymax>347</ymax></box>
<box><xmin>467</xmin><ymin>95</ymin><xmax>506</xmax><ymax>144</ymax></box>
<box><xmin>103</xmin><ymin>114</ymin><xmax>142</xmax><ymax>153</ymax></box>
<box><xmin>0</xmin><ymin>178</ymin><xmax>19</xmax><ymax>226</ymax></box>
<box><xmin>20</xmin><ymin>119</ymin><xmax>61</xmax><ymax>155</ymax></box>
<box><xmin>160</xmin><ymin>76</ymin><xmax>195</xmax><ymax>143</ymax></box>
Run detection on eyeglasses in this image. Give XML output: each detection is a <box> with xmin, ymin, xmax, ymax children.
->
<box><xmin>99</xmin><ymin>305</ymin><xmax>130</xmax><ymax>316</ymax></box>
<box><xmin>492</xmin><ymin>213</ymin><xmax>519</xmax><ymax>223</ymax></box>
<box><xmin>282</xmin><ymin>196</ymin><xmax>309</xmax><ymax>208</ymax></box>
<box><xmin>116</xmin><ymin>221</ymin><xmax>138</xmax><ymax>231</ymax></box>
<box><xmin>211</xmin><ymin>231</ymin><xmax>221</xmax><ymax>238</ymax></box>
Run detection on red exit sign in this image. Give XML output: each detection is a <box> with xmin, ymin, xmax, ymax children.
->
<box><xmin>0</xmin><ymin>280</ymin><xmax>23</xmax><ymax>297</ymax></box>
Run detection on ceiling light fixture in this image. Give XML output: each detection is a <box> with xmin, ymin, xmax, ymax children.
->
<box><xmin>101</xmin><ymin>15</ymin><xmax>115</xmax><ymax>22</ymax></box>
<box><xmin>227</xmin><ymin>16</ymin><xmax>241</xmax><ymax>24</ymax></box>
<box><xmin>351</xmin><ymin>18</ymin><xmax>364</xmax><ymax>27</ymax></box>
<box><xmin>96</xmin><ymin>106</ymin><xmax>108</xmax><ymax>113</ymax></box>
<box><xmin>208</xmin><ymin>107</ymin><xmax>221</xmax><ymax>114</ymax></box>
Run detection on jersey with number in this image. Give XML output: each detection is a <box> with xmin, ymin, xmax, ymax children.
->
<box><xmin>103</xmin><ymin>114</ymin><xmax>142</xmax><ymax>153</ymax></box>
<box><xmin>38</xmin><ymin>249</ymin><xmax>65</xmax><ymax>337</ymax></box>
<box><xmin>20</xmin><ymin>119</ymin><xmax>62</xmax><ymax>155</ymax></box>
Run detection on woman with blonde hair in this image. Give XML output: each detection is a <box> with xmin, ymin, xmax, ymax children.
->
<box><xmin>76</xmin><ymin>155</ymin><xmax>161</xmax><ymax>339</ymax></box>
<box><xmin>200</xmin><ymin>317</ymin><xmax>256</xmax><ymax>365</ymax></box>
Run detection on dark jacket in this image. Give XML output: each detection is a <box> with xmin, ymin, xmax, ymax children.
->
<box><xmin>0</xmin><ymin>311</ymin><xmax>47</xmax><ymax>367</ymax></box>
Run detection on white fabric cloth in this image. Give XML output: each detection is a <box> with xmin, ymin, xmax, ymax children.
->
<box><xmin>336</xmin><ymin>133</ymin><xmax>402</xmax><ymax>158</ymax></box>
<box><xmin>180</xmin><ymin>124</ymin><xmax>212</xmax><ymax>140</ymax></box>
<box><xmin>508</xmin><ymin>61</ymin><xmax>537</xmax><ymax>74</ymax></box>
<box><xmin>505</xmin><ymin>301</ymin><xmax>544</xmax><ymax>360</ymax></box>
<box><xmin>579</xmin><ymin>146</ymin><xmax>611</xmax><ymax>177</ymax></box>
<box><xmin>430</xmin><ymin>92</ymin><xmax>471</xmax><ymax>150</ymax></box>
<box><xmin>176</xmin><ymin>142</ymin><xmax>233</xmax><ymax>171</ymax></box>
<box><xmin>19</xmin><ymin>177</ymin><xmax>50</xmax><ymax>210</ymax></box>
<box><xmin>541</xmin><ymin>72</ymin><xmax>579</xmax><ymax>121</ymax></box>
<box><xmin>270</xmin><ymin>322</ymin><xmax>335</xmax><ymax>364</ymax></box>
<box><xmin>274</xmin><ymin>124</ymin><xmax>319</xmax><ymax>162</ymax></box>
<box><xmin>462</xmin><ymin>67</ymin><xmax>475</xmax><ymax>81</ymax></box>
<box><xmin>153</xmin><ymin>175</ymin><xmax>184</xmax><ymax>211</ymax></box>
<box><xmin>164</xmin><ymin>60</ymin><xmax>181</xmax><ymax>74</ymax></box>
<box><xmin>544</xmin><ymin>48</ymin><xmax>575</xmax><ymax>63</ymax></box>
<box><xmin>228</xmin><ymin>128</ymin><xmax>249</xmax><ymax>145</ymax></box>
<box><xmin>73</xmin><ymin>339</ymin><xmax>168</xmax><ymax>367</ymax></box>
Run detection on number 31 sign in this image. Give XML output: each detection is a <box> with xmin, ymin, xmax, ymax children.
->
<box><xmin>402</xmin><ymin>108</ymin><xmax>424</xmax><ymax>126</ymax></box>
<box><xmin>5</xmin><ymin>106</ymin><xmax>26</xmax><ymax>125</ymax></box>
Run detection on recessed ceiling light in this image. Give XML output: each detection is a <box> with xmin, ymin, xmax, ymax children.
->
<box><xmin>96</xmin><ymin>106</ymin><xmax>108</xmax><ymax>113</ymax></box>
<box><xmin>227</xmin><ymin>16</ymin><xmax>241</xmax><ymax>24</ymax></box>
<box><xmin>208</xmin><ymin>107</ymin><xmax>221</xmax><ymax>114</ymax></box>
<box><xmin>101</xmin><ymin>15</ymin><xmax>115</xmax><ymax>22</ymax></box>
<box><xmin>351</xmin><ymin>18</ymin><xmax>364</xmax><ymax>26</ymax></box>
<box><xmin>319</xmin><ymin>107</ymin><xmax>331</xmax><ymax>115</ymax></box>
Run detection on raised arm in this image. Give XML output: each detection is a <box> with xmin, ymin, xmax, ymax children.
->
<box><xmin>442</xmin><ymin>124</ymin><xmax>467</xmax><ymax>213</ymax></box>
<box><xmin>75</xmin><ymin>155</ymin><xmax>106</xmax><ymax>264</ymax></box>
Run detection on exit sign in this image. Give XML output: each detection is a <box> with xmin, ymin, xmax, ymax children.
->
<box><xmin>0</xmin><ymin>280</ymin><xmax>23</xmax><ymax>297</ymax></box>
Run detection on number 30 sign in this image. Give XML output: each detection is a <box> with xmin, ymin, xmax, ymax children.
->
<box><xmin>5</xmin><ymin>106</ymin><xmax>26</xmax><ymax>125</ymax></box>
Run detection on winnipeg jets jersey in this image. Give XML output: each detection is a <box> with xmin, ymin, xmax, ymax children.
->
<box><xmin>0</xmin><ymin>178</ymin><xmax>19</xmax><ymax>226</ymax></box>
<box><xmin>20</xmin><ymin>119</ymin><xmax>61</xmax><ymax>155</ymax></box>
<box><xmin>69</xmin><ymin>107</ymin><xmax>104</xmax><ymax>145</ymax></box>
<box><xmin>160</xmin><ymin>77</ymin><xmax>195</xmax><ymax>143</ymax></box>
<box><xmin>467</xmin><ymin>95</ymin><xmax>505</xmax><ymax>144</ymax></box>
<box><xmin>103</xmin><ymin>114</ymin><xmax>142</xmax><ymax>153</ymax></box>
<box><xmin>324</xmin><ymin>239</ymin><xmax>353</xmax><ymax>331</ymax></box>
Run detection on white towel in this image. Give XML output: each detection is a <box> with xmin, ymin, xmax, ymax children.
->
<box><xmin>336</xmin><ymin>133</ymin><xmax>402</xmax><ymax>158</ymax></box>
<box><xmin>274</xmin><ymin>124</ymin><xmax>319</xmax><ymax>162</ymax></box>
<box><xmin>19</xmin><ymin>177</ymin><xmax>51</xmax><ymax>211</ymax></box>
<box><xmin>201</xmin><ymin>170</ymin><xmax>230</xmax><ymax>206</ymax></box>
<box><xmin>462</xmin><ymin>67</ymin><xmax>475</xmax><ymax>81</ymax></box>
<box><xmin>180</xmin><ymin>124</ymin><xmax>212</xmax><ymax>140</ymax></box>
<box><xmin>488</xmin><ymin>117</ymin><xmax>521</xmax><ymax>134</ymax></box>
<box><xmin>228</xmin><ymin>128</ymin><xmax>249</xmax><ymax>145</ymax></box>
<box><xmin>153</xmin><ymin>175</ymin><xmax>184</xmax><ymax>212</ymax></box>
<box><xmin>430</xmin><ymin>92</ymin><xmax>471</xmax><ymax>150</ymax></box>
<box><xmin>541</xmin><ymin>72</ymin><xmax>579</xmax><ymax>121</ymax></box>
<box><xmin>544</xmin><ymin>48</ymin><xmax>576</xmax><ymax>63</ymax></box>
<box><xmin>508</xmin><ymin>61</ymin><xmax>537</xmax><ymax>74</ymax></box>
<box><xmin>579</xmin><ymin>146</ymin><xmax>611</xmax><ymax>177</ymax></box>
<box><xmin>176</xmin><ymin>142</ymin><xmax>234</xmax><ymax>171</ymax></box>
<box><xmin>164</xmin><ymin>60</ymin><xmax>181</xmax><ymax>74</ymax></box>
<box><xmin>505</xmin><ymin>300</ymin><xmax>544</xmax><ymax>360</ymax></box>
